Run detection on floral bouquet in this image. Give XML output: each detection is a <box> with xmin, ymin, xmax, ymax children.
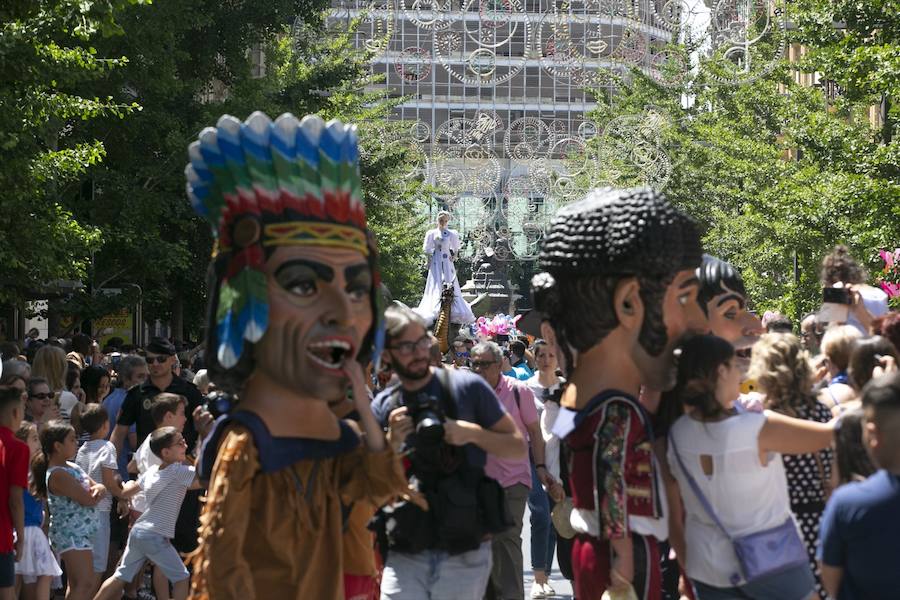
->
<box><xmin>877</xmin><ymin>248</ymin><xmax>900</xmax><ymax>309</ymax></box>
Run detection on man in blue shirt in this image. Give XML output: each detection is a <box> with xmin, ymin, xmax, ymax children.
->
<box><xmin>819</xmin><ymin>370</ymin><xmax>900</xmax><ymax>599</ymax></box>
<box><xmin>371</xmin><ymin>303</ymin><xmax>525</xmax><ymax>600</ymax></box>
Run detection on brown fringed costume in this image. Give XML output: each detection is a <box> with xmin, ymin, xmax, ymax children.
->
<box><xmin>184</xmin><ymin>112</ymin><xmax>408</xmax><ymax>599</ymax></box>
<box><xmin>191</xmin><ymin>415</ymin><xmax>405</xmax><ymax>599</ymax></box>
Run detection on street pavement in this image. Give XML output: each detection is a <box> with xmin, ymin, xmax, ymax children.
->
<box><xmin>521</xmin><ymin>502</ymin><xmax>574</xmax><ymax>599</ymax></box>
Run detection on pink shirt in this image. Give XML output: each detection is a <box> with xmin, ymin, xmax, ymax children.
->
<box><xmin>485</xmin><ymin>375</ymin><xmax>537</xmax><ymax>489</ymax></box>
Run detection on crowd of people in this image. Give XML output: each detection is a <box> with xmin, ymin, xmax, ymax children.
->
<box><xmin>0</xmin><ymin>240</ymin><xmax>895</xmax><ymax>600</ymax></box>
<box><xmin>2</xmin><ymin>112</ymin><xmax>900</xmax><ymax>600</ymax></box>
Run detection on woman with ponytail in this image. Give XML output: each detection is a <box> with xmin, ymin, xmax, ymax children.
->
<box><xmin>665</xmin><ymin>335</ymin><xmax>837</xmax><ymax>600</ymax></box>
<box><xmin>31</xmin><ymin>421</ymin><xmax>105</xmax><ymax>600</ymax></box>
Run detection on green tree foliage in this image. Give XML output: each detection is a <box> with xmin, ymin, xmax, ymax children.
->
<box><xmin>790</xmin><ymin>0</ymin><xmax>900</xmax><ymax>105</ymax></box>
<box><xmin>66</xmin><ymin>4</ymin><xmax>424</xmax><ymax>338</ymax></box>
<box><xmin>0</xmin><ymin>0</ymin><xmax>143</xmax><ymax>305</ymax></box>
<box><xmin>583</xmin><ymin>59</ymin><xmax>900</xmax><ymax>321</ymax></box>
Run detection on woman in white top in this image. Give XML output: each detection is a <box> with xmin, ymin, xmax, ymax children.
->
<box><xmin>665</xmin><ymin>335</ymin><xmax>835</xmax><ymax>600</ymax></box>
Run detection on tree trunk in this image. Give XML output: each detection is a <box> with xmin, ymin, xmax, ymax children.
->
<box><xmin>171</xmin><ymin>293</ymin><xmax>184</xmax><ymax>343</ymax></box>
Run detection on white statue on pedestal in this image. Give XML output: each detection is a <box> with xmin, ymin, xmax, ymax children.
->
<box><xmin>414</xmin><ymin>211</ymin><xmax>476</xmax><ymax>326</ymax></box>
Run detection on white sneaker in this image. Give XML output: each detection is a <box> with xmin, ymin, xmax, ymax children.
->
<box><xmin>541</xmin><ymin>582</ymin><xmax>557</xmax><ymax>597</ymax></box>
<box><xmin>530</xmin><ymin>581</ymin><xmax>547</xmax><ymax>599</ymax></box>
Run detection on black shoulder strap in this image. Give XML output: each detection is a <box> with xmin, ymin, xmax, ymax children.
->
<box><xmin>513</xmin><ymin>385</ymin><xmax>521</xmax><ymax>415</ymax></box>
<box><xmin>434</xmin><ymin>368</ymin><xmax>458</xmax><ymax>420</ymax></box>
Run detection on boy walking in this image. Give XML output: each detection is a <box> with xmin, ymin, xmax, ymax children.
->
<box><xmin>0</xmin><ymin>388</ymin><xmax>27</xmax><ymax>600</ymax></box>
<box><xmin>75</xmin><ymin>405</ymin><xmax>139</xmax><ymax>591</ymax></box>
<box><xmin>94</xmin><ymin>427</ymin><xmax>201</xmax><ymax>600</ymax></box>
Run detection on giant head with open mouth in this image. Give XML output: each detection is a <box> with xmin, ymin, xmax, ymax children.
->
<box><xmin>186</xmin><ymin>111</ymin><xmax>382</xmax><ymax>408</ymax></box>
<box><xmin>531</xmin><ymin>187</ymin><xmax>705</xmax><ymax>394</ymax></box>
<box><xmin>697</xmin><ymin>254</ymin><xmax>763</xmax><ymax>377</ymax></box>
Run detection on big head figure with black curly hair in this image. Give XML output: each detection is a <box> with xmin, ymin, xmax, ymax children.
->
<box><xmin>530</xmin><ymin>187</ymin><xmax>706</xmax><ymax>600</ymax></box>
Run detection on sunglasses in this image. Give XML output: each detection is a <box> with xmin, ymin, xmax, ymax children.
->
<box><xmin>30</xmin><ymin>392</ymin><xmax>53</xmax><ymax>400</ymax></box>
<box><xmin>454</xmin><ymin>351</ymin><xmax>470</xmax><ymax>358</ymax></box>
<box><xmin>470</xmin><ymin>360</ymin><xmax>497</xmax><ymax>370</ymax></box>
<box><xmin>146</xmin><ymin>356</ymin><xmax>170</xmax><ymax>365</ymax></box>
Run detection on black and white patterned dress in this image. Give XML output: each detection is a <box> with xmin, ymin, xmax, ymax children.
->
<box><xmin>780</xmin><ymin>401</ymin><xmax>833</xmax><ymax>600</ymax></box>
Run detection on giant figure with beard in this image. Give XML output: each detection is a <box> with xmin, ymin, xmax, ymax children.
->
<box><xmin>531</xmin><ymin>188</ymin><xmax>705</xmax><ymax>600</ymax></box>
<box><xmin>184</xmin><ymin>112</ymin><xmax>406</xmax><ymax>599</ymax></box>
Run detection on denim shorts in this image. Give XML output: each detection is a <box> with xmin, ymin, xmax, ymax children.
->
<box><xmin>114</xmin><ymin>529</ymin><xmax>189</xmax><ymax>583</ymax></box>
<box><xmin>692</xmin><ymin>563</ymin><xmax>815</xmax><ymax>600</ymax></box>
<box><xmin>380</xmin><ymin>541</ymin><xmax>492</xmax><ymax>600</ymax></box>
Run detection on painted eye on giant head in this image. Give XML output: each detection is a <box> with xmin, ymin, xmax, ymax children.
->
<box><xmin>275</xmin><ymin>262</ymin><xmax>325</xmax><ymax>302</ymax></box>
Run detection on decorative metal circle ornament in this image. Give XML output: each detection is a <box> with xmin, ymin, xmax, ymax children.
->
<box><xmin>702</xmin><ymin>0</ymin><xmax>789</xmax><ymax>86</ymax></box>
<box><xmin>504</xmin><ymin>117</ymin><xmax>553</xmax><ymax>161</ymax></box>
<box><xmin>396</xmin><ymin>46</ymin><xmax>432</xmax><ymax>82</ymax></box>
<box><xmin>403</xmin><ymin>0</ymin><xmax>454</xmax><ymax>30</ymax></box>
<box><xmin>409</xmin><ymin>121</ymin><xmax>432</xmax><ymax>144</ymax></box>
<box><xmin>360</xmin><ymin>0</ymin><xmax>395</xmax><ymax>55</ymax></box>
<box><xmin>434</xmin><ymin>0</ymin><xmax>531</xmax><ymax>86</ymax></box>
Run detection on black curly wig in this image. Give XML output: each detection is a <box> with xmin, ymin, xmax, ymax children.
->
<box><xmin>531</xmin><ymin>187</ymin><xmax>701</xmax><ymax>371</ymax></box>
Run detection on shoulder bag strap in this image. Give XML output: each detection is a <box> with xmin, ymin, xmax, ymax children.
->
<box><xmin>669</xmin><ymin>435</ymin><xmax>734</xmax><ymax>543</ymax></box>
<box><xmin>433</xmin><ymin>368</ymin><xmax>458</xmax><ymax>420</ymax></box>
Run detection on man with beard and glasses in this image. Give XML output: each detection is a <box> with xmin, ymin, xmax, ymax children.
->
<box><xmin>184</xmin><ymin>112</ymin><xmax>407</xmax><ymax>600</ymax></box>
<box><xmin>530</xmin><ymin>187</ymin><xmax>705</xmax><ymax>600</ymax></box>
<box><xmin>371</xmin><ymin>303</ymin><xmax>525</xmax><ymax>600</ymax></box>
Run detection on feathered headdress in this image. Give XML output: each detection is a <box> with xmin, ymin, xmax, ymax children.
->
<box><xmin>185</xmin><ymin>112</ymin><xmax>383</xmax><ymax>369</ymax></box>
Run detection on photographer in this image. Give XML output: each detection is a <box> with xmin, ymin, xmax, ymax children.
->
<box><xmin>820</xmin><ymin>245</ymin><xmax>889</xmax><ymax>334</ymax></box>
<box><xmin>371</xmin><ymin>304</ymin><xmax>526</xmax><ymax>600</ymax></box>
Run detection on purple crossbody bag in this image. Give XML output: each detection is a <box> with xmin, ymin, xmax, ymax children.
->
<box><xmin>670</xmin><ymin>437</ymin><xmax>808</xmax><ymax>586</ymax></box>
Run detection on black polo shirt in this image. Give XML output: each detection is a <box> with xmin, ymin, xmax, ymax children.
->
<box><xmin>117</xmin><ymin>375</ymin><xmax>204</xmax><ymax>447</ymax></box>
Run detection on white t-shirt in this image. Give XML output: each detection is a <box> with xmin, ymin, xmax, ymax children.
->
<box><xmin>525</xmin><ymin>374</ymin><xmax>565</xmax><ymax>480</ymax></box>
<box><xmin>847</xmin><ymin>285</ymin><xmax>889</xmax><ymax>334</ymax></box>
<box><xmin>75</xmin><ymin>439</ymin><xmax>117</xmax><ymax>512</ymax></box>
<box><xmin>667</xmin><ymin>411</ymin><xmax>796</xmax><ymax>587</ymax></box>
<box><xmin>132</xmin><ymin>463</ymin><xmax>196</xmax><ymax>539</ymax></box>
<box><xmin>130</xmin><ymin>436</ymin><xmax>162</xmax><ymax>514</ymax></box>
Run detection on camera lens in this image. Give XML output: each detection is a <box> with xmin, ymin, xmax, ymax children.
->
<box><xmin>415</xmin><ymin>414</ymin><xmax>445</xmax><ymax>445</ymax></box>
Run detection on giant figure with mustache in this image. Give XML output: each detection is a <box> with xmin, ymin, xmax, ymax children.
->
<box><xmin>531</xmin><ymin>188</ymin><xmax>705</xmax><ymax>600</ymax></box>
<box><xmin>184</xmin><ymin>112</ymin><xmax>406</xmax><ymax>599</ymax></box>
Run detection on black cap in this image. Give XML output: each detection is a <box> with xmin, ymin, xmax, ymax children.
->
<box><xmin>146</xmin><ymin>337</ymin><xmax>176</xmax><ymax>356</ymax></box>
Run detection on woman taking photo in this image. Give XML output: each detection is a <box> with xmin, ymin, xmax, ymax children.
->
<box><xmin>666</xmin><ymin>335</ymin><xmax>835</xmax><ymax>600</ymax></box>
<box><xmin>748</xmin><ymin>333</ymin><xmax>834</xmax><ymax>600</ymax></box>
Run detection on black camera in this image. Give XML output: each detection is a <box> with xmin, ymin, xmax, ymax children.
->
<box><xmin>404</xmin><ymin>392</ymin><xmax>446</xmax><ymax>446</ymax></box>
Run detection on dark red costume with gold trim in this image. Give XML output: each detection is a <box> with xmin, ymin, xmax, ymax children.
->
<box><xmin>555</xmin><ymin>391</ymin><xmax>664</xmax><ymax>599</ymax></box>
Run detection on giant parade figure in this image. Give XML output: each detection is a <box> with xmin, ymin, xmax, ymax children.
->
<box><xmin>530</xmin><ymin>187</ymin><xmax>705</xmax><ymax>600</ymax></box>
<box><xmin>414</xmin><ymin>210</ymin><xmax>476</xmax><ymax>327</ymax></box>
<box><xmin>184</xmin><ymin>111</ymin><xmax>406</xmax><ymax>599</ymax></box>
